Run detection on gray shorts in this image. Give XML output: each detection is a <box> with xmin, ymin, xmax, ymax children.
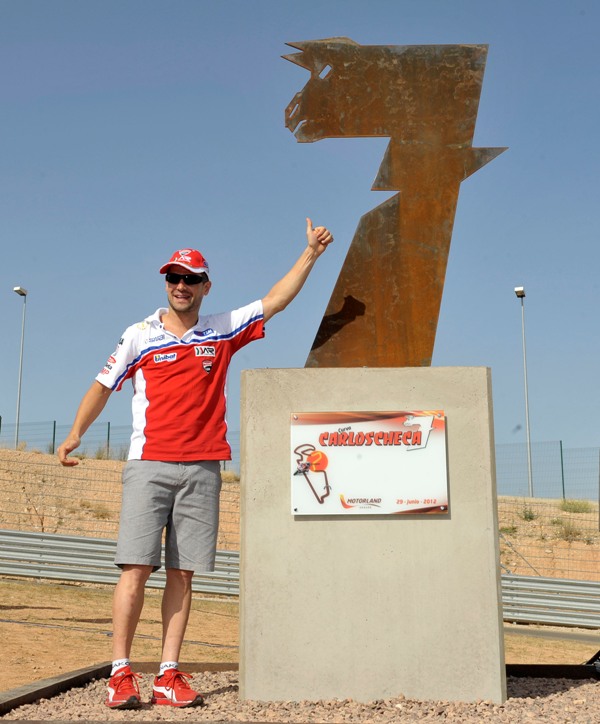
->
<box><xmin>115</xmin><ymin>460</ymin><xmax>222</xmax><ymax>573</ymax></box>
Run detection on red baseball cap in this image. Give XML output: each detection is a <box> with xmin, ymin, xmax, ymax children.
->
<box><xmin>159</xmin><ymin>249</ymin><xmax>210</xmax><ymax>276</ymax></box>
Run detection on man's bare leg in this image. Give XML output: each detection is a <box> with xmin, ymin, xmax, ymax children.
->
<box><xmin>160</xmin><ymin>568</ymin><xmax>194</xmax><ymax>661</ymax></box>
<box><xmin>112</xmin><ymin>564</ymin><xmax>153</xmax><ymax>659</ymax></box>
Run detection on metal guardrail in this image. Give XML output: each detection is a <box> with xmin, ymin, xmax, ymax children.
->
<box><xmin>3</xmin><ymin>530</ymin><xmax>600</xmax><ymax>628</ymax></box>
<box><xmin>502</xmin><ymin>573</ymin><xmax>600</xmax><ymax>629</ymax></box>
<box><xmin>0</xmin><ymin>529</ymin><xmax>239</xmax><ymax>596</ymax></box>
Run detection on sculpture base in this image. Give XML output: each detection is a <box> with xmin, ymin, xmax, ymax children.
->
<box><xmin>239</xmin><ymin>367</ymin><xmax>505</xmax><ymax>704</ymax></box>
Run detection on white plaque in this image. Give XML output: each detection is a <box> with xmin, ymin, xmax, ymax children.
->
<box><xmin>291</xmin><ymin>411</ymin><xmax>448</xmax><ymax>515</ymax></box>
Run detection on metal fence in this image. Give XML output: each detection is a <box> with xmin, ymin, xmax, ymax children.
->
<box><xmin>0</xmin><ymin>529</ymin><xmax>239</xmax><ymax>596</ymax></box>
<box><xmin>501</xmin><ymin>573</ymin><xmax>600</xmax><ymax>628</ymax></box>
<box><xmin>2</xmin><ymin>421</ymin><xmax>597</xmax><ymax>494</ymax></box>
<box><xmin>2</xmin><ymin>435</ymin><xmax>600</xmax><ymax>585</ymax></box>
<box><xmin>0</xmin><ymin>419</ymin><xmax>130</xmax><ymax>459</ymax></box>
<box><xmin>494</xmin><ymin>441</ymin><xmax>600</xmax><ymax>582</ymax></box>
<box><xmin>0</xmin><ymin>449</ymin><xmax>240</xmax><ymax>550</ymax></box>
<box><xmin>497</xmin><ymin>496</ymin><xmax>600</xmax><ymax>582</ymax></box>
<box><xmin>0</xmin><ymin>419</ymin><xmax>241</xmax><ymax>472</ymax></box>
<box><xmin>495</xmin><ymin>441</ymin><xmax>600</xmax><ymax>500</ymax></box>
<box><xmin>2</xmin><ymin>528</ymin><xmax>599</xmax><ymax>628</ymax></box>
<box><xmin>2</xmin><ymin>443</ymin><xmax>600</xmax><ymax>626</ymax></box>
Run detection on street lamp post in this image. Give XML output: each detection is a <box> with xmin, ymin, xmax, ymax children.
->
<box><xmin>514</xmin><ymin>286</ymin><xmax>533</xmax><ymax>497</ymax></box>
<box><xmin>13</xmin><ymin>286</ymin><xmax>28</xmax><ymax>448</ymax></box>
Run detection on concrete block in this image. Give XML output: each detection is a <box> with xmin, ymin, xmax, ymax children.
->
<box><xmin>239</xmin><ymin>367</ymin><xmax>505</xmax><ymax>704</ymax></box>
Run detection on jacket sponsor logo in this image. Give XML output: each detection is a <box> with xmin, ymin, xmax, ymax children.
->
<box><xmin>147</xmin><ymin>334</ymin><xmax>165</xmax><ymax>343</ymax></box>
<box><xmin>194</xmin><ymin>346</ymin><xmax>215</xmax><ymax>357</ymax></box>
<box><xmin>154</xmin><ymin>352</ymin><xmax>177</xmax><ymax>363</ymax></box>
<box><xmin>203</xmin><ymin>361</ymin><xmax>213</xmax><ymax>373</ymax></box>
<box><xmin>108</xmin><ymin>356</ymin><xmax>116</xmax><ymax>364</ymax></box>
<box><xmin>198</xmin><ymin>328</ymin><xmax>215</xmax><ymax>338</ymax></box>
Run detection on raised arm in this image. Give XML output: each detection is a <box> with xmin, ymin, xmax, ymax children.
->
<box><xmin>262</xmin><ymin>218</ymin><xmax>333</xmax><ymax>323</ymax></box>
<box><xmin>57</xmin><ymin>380</ymin><xmax>113</xmax><ymax>466</ymax></box>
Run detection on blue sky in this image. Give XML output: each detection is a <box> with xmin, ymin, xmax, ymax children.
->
<box><xmin>1</xmin><ymin>0</ymin><xmax>598</xmax><ymax>450</ymax></box>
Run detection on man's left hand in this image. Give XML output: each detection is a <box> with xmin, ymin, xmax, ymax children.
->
<box><xmin>306</xmin><ymin>217</ymin><xmax>334</xmax><ymax>256</ymax></box>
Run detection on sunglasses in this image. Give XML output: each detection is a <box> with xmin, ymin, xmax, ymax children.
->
<box><xmin>165</xmin><ymin>272</ymin><xmax>208</xmax><ymax>286</ymax></box>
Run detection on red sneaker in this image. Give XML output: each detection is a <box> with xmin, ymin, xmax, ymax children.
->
<box><xmin>105</xmin><ymin>665</ymin><xmax>142</xmax><ymax>709</ymax></box>
<box><xmin>151</xmin><ymin>668</ymin><xmax>205</xmax><ymax>707</ymax></box>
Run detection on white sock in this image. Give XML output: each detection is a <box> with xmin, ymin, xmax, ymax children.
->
<box><xmin>111</xmin><ymin>658</ymin><xmax>130</xmax><ymax>675</ymax></box>
<box><xmin>159</xmin><ymin>661</ymin><xmax>179</xmax><ymax>675</ymax></box>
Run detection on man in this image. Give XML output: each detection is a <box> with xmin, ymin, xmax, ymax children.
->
<box><xmin>57</xmin><ymin>218</ymin><xmax>333</xmax><ymax>709</ymax></box>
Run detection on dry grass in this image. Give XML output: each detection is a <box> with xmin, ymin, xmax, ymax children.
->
<box><xmin>0</xmin><ymin>577</ymin><xmax>238</xmax><ymax>690</ymax></box>
<box><xmin>498</xmin><ymin>495</ymin><xmax>600</xmax><ymax>581</ymax></box>
<box><xmin>2</xmin><ymin>450</ymin><xmax>600</xmax><ymax>581</ymax></box>
<box><xmin>2</xmin><ymin>453</ymin><xmax>600</xmax><ymax>691</ymax></box>
<box><xmin>2</xmin><ymin>576</ymin><xmax>598</xmax><ymax>692</ymax></box>
<box><xmin>0</xmin><ymin>449</ymin><xmax>240</xmax><ymax>549</ymax></box>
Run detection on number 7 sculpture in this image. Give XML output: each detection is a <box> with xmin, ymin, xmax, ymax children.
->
<box><xmin>284</xmin><ymin>38</ymin><xmax>506</xmax><ymax>368</ymax></box>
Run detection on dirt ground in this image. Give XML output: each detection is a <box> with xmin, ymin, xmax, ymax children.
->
<box><xmin>2</xmin><ymin>577</ymin><xmax>600</xmax><ymax>694</ymax></box>
<box><xmin>3</xmin><ymin>451</ymin><xmax>600</xmax><ymax>695</ymax></box>
<box><xmin>1</xmin><ymin>577</ymin><xmax>238</xmax><ymax>692</ymax></box>
<box><xmin>498</xmin><ymin>496</ymin><xmax>600</xmax><ymax>581</ymax></box>
<box><xmin>0</xmin><ymin>450</ymin><xmax>241</xmax><ymax>550</ymax></box>
<box><xmin>2</xmin><ymin>449</ymin><xmax>599</xmax><ymax>578</ymax></box>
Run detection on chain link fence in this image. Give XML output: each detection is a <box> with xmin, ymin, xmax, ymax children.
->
<box><xmin>496</xmin><ymin>441</ymin><xmax>600</xmax><ymax>500</ymax></box>
<box><xmin>498</xmin><ymin>496</ymin><xmax>600</xmax><ymax>582</ymax></box>
<box><xmin>0</xmin><ymin>419</ymin><xmax>240</xmax><ymax>472</ymax></box>
<box><xmin>0</xmin><ymin>419</ymin><xmax>132</xmax><ymax>461</ymax></box>
<box><xmin>0</xmin><ymin>449</ymin><xmax>240</xmax><ymax>551</ymax></box>
<box><xmin>496</xmin><ymin>441</ymin><xmax>600</xmax><ymax>582</ymax></box>
<box><xmin>1</xmin><ymin>429</ymin><xmax>599</xmax><ymax>582</ymax></box>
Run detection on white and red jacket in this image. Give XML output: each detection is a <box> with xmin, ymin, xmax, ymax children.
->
<box><xmin>96</xmin><ymin>301</ymin><xmax>264</xmax><ymax>461</ymax></box>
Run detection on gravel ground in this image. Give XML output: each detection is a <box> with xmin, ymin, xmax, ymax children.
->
<box><xmin>3</xmin><ymin>671</ymin><xmax>600</xmax><ymax>722</ymax></box>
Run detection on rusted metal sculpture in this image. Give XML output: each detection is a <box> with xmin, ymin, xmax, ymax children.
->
<box><xmin>284</xmin><ymin>38</ymin><xmax>506</xmax><ymax>367</ymax></box>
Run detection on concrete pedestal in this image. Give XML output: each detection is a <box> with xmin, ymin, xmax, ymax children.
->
<box><xmin>239</xmin><ymin>367</ymin><xmax>505</xmax><ymax>704</ymax></box>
